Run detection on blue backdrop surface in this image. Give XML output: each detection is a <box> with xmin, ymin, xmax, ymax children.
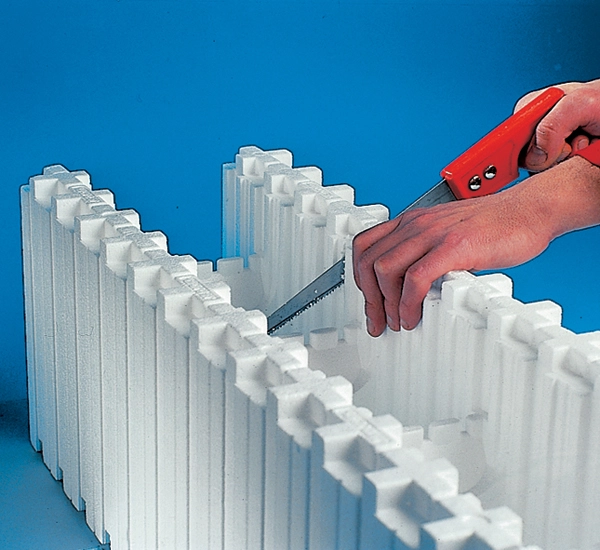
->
<box><xmin>2</xmin><ymin>0</ymin><xmax>599</xmax><ymax>402</ymax></box>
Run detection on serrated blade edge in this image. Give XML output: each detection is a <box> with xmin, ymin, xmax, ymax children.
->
<box><xmin>266</xmin><ymin>179</ymin><xmax>457</xmax><ymax>334</ymax></box>
<box><xmin>267</xmin><ymin>258</ymin><xmax>345</xmax><ymax>335</ymax></box>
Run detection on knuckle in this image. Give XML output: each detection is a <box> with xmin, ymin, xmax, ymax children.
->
<box><xmin>403</xmin><ymin>263</ymin><xmax>428</xmax><ymax>287</ymax></box>
<box><xmin>399</xmin><ymin>291</ymin><xmax>419</xmax><ymax>315</ymax></box>
<box><xmin>373</xmin><ymin>256</ymin><xmax>392</xmax><ymax>277</ymax></box>
<box><xmin>408</xmin><ymin>209</ymin><xmax>434</xmax><ymax>227</ymax></box>
<box><xmin>537</xmin><ymin>119</ymin><xmax>560</xmax><ymax>140</ymax></box>
<box><xmin>357</xmin><ymin>253</ymin><xmax>375</xmax><ymax>275</ymax></box>
<box><xmin>442</xmin><ymin>231</ymin><xmax>470</xmax><ymax>250</ymax></box>
<box><xmin>352</xmin><ymin>232</ymin><xmax>369</xmax><ymax>253</ymax></box>
<box><xmin>403</xmin><ymin>263</ymin><xmax>436</xmax><ymax>298</ymax></box>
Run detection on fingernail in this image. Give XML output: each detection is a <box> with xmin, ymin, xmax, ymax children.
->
<box><xmin>367</xmin><ymin>317</ymin><xmax>375</xmax><ymax>336</ymax></box>
<box><xmin>400</xmin><ymin>319</ymin><xmax>411</xmax><ymax>331</ymax></box>
<box><xmin>528</xmin><ymin>145</ymin><xmax>547</xmax><ymax>167</ymax></box>
<box><xmin>387</xmin><ymin>315</ymin><xmax>399</xmax><ymax>332</ymax></box>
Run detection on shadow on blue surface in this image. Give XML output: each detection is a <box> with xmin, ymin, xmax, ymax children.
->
<box><xmin>0</xmin><ymin>399</ymin><xmax>109</xmax><ymax>550</ymax></box>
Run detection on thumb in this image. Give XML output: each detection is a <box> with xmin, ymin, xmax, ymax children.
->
<box><xmin>523</xmin><ymin>90</ymin><xmax>600</xmax><ymax>171</ymax></box>
<box><xmin>523</xmin><ymin>106</ymin><xmax>573</xmax><ymax>171</ymax></box>
<box><xmin>524</xmin><ymin>138</ymin><xmax>571</xmax><ymax>171</ymax></box>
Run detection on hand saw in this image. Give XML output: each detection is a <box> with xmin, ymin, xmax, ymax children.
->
<box><xmin>266</xmin><ymin>86</ymin><xmax>565</xmax><ymax>335</ymax></box>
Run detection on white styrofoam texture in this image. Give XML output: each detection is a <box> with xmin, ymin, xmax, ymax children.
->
<box><xmin>20</xmin><ymin>149</ymin><xmax>600</xmax><ymax>549</ymax></box>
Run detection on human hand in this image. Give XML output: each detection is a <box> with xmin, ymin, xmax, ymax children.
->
<box><xmin>516</xmin><ymin>79</ymin><xmax>600</xmax><ymax>171</ymax></box>
<box><xmin>353</xmin><ymin>156</ymin><xmax>600</xmax><ymax>337</ymax></box>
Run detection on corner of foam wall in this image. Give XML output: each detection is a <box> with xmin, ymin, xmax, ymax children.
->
<box><xmin>20</xmin><ymin>148</ymin><xmax>600</xmax><ymax>550</ymax></box>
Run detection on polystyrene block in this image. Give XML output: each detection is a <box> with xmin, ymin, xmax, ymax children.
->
<box><xmin>22</xmin><ymin>151</ymin><xmax>600</xmax><ymax>550</ymax></box>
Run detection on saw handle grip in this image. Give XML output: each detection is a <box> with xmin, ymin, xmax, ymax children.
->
<box><xmin>441</xmin><ymin>86</ymin><xmax>565</xmax><ymax>199</ymax></box>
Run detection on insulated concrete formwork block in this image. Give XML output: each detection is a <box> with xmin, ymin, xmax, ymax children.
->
<box><xmin>228</xmin><ymin>146</ymin><xmax>294</xmax><ymax>263</ymax></box>
<box><xmin>270</xmin><ymin>177</ymin><xmax>338</xmax><ymax>336</ymax></box>
<box><xmin>350</xmin><ymin>272</ymin><xmax>445</xmax><ymax>427</ymax></box>
<box><xmin>75</xmin><ymin>208</ymin><xmax>128</xmax><ymax>543</ymax></box>
<box><xmin>480</xmin><ymin>300</ymin><xmax>563</xmax><ymax>524</ymax></box>
<box><xmin>104</xmin><ymin>227</ymin><xmax>168</xmax><ymax>550</ymax></box>
<box><xmin>292</xmin><ymin>187</ymin><xmax>354</xmax><ymax>335</ymax></box>
<box><xmin>459</xmin><ymin>273</ymin><xmax>514</xmax><ymax>414</ymax></box>
<box><xmin>224</xmin><ymin>336</ymin><xmax>308</xmax><ymax>550</ymax></box>
<box><xmin>222</xmin><ymin>161</ymin><xmax>238</xmax><ymax>258</ymax></box>
<box><xmin>264</xmin><ymin>364</ymin><xmax>329</xmax><ymax>550</ymax></box>
<box><xmin>310</xmin><ymin>407</ymin><xmax>403</xmax><ymax>550</ymax></box>
<box><xmin>25</xmin><ymin>167</ymin><xmax>92</xmax><ymax>467</ymax></box>
<box><xmin>189</xmin><ymin>304</ymin><xmax>264</xmax><ymax>550</ymax></box>
<box><xmin>526</xmin><ymin>331</ymin><xmax>600</xmax><ymax>550</ymax></box>
<box><xmin>20</xmin><ymin>183</ymin><xmax>39</xmax><ymax>449</ymax></box>
<box><xmin>341</xmin><ymin>202</ymin><xmax>390</xmax><ymax>334</ymax></box>
<box><xmin>236</xmin><ymin>146</ymin><xmax>294</xmax><ymax>177</ymax></box>
<box><xmin>156</xmin><ymin>278</ymin><xmax>234</xmax><ymax>550</ymax></box>
<box><xmin>366</xmin><ymin>449</ymin><xmax>516</xmax><ymax>550</ymax></box>
<box><xmin>70</xmin><ymin>196</ymin><xmax>139</xmax><ymax>544</ymax></box>
<box><xmin>226</xmin><ymin>145</ymin><xmax>390</xmax><ymax>340</ymax></box>
<box><xmin>564</xmin><ymin>337</ymin><xmax>600</xmax><ymax>550</ymax></box>
<box><xmin>26</xmin><ymin>168</ymin><xmax>91</xmax><ymax>479</ymax></box>
<box><xmin>224</xmin><ymin>347</ymin><xmax>270</xmax><ymax>550</ymax></box>
<box><xmin>73</xmin><ymin>207</ymin><xmax>140</xmax><ymax>536</ymax></box>
<box><xmin>580</xmin><ymin>358</ymin><xmax>600</xmax><ymax>549</ymax></box>
<box><xmin>188</xmin><ymin>319</ymin><xmax>216</xmax><ymax>550</ymax></box>
<box><xmin>49</xmin><ymin>194</ymin><xmax>81</xmax><ymax>506</ymax></box>
<box><xmin>420</xmin><ymin>507</ymin><xmax>523</xmax><ymax>550</ymax></box>
<box><xmin>125</xmin><ymin>253</ymin><xmax>195</xmax><ymax>550</ymax></box>
<box><xmin>264</xmin><ymin>374</ymin><xmax>354</xmax><ymax>550</ymax></box>
<box><xmin>173</xmin><ymin>269</ymin><xmax>229</xmax><ymax>550</ymax></box>
<box><xmin>292</xmin><ymin>182</ymin><xmax>327</xmax><ymax>295</ymax></box>
<box><xmin>156</xmin><ymin>287</ymin><xmax>194</xmax><ymax>550</ymax></box>
<box><xmin>433</xmin><ymin>272</ymin><xmax>511</xmax><ymax>426</ymax></box>
<box><xmin>261</xmin><ymin>165</ymin><xmax>307</xmax><ymax>315</ymax></box>
<box><xmin>216</xmin><ymin>307</ymin><xmax>268</xmax><ymax>550</ymax></box>
<box><xmin>52</xmin><ymin>194</ymin><xmax>133</xmax><ymax>519</ymax></box>
<box><xmin>359</xmin><ymin>447</ymin><xmax>457</xmax><ymax>550</ymax></box>
<box><xmin>29</xmin><ymin>154</ymin><xmax>591</xmax><ymax>549</ymax></box>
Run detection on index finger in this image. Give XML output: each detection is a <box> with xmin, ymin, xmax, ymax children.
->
<box><xmin>352</xmin><ymin>217</ymin><xmax>401</xmax><ymax>289</ymax></box>
<box><xmin>514</xmin><ymin>82</ymin><xmax>583</xmax><ymax>113</ymax></box>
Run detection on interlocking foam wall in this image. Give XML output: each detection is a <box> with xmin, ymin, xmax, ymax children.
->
<box><xmin>20</xmin><ymin>147</ymin><xmax>600</xmax><ymax>549</ymax></box>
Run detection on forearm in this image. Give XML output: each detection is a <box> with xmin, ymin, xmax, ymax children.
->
<box><xmin>353</xmin><ymin>155</ymin><xmax>600</xmax><ymax>336</ymax></box>
<box><xmin>517</xmin><ymin>155</ymin><xmax>600</xmax><ymax>241</ymax></box>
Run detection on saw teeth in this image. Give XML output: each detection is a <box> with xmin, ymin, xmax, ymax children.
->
<box><xmin>267</xmin><ymin>279</ymin><xmax>343</xmax><ymax>335</ymax></box>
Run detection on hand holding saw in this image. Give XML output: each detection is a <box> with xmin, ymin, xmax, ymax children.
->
<box><xmin>267</xmin><ymin>87</ymin><xmax>566</xmax><ymax>335</ymax></box>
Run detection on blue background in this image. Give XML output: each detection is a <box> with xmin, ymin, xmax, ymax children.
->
<box><xmin>2</xmin><ymin>0</ymin><xmax>599</xmax><ymax>402</ymax></box>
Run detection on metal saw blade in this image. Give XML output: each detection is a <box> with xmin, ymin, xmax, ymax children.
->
<box><xmin>266</xmin><ymin>179</ymin><xmax>455</xmax><ymax>334</ymax></box>
<box><xmin>266</xmin><ymin>258</ymin><xmax>345</xmax><ymax>335</ymax></box>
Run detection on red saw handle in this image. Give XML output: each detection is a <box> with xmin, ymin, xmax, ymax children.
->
<box><xmin>441</xmin><ymin>86</ymin><xmax>565</xmax><ymax>199</ymax></box>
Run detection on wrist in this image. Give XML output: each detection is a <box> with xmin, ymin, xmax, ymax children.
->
<box><xmin>525</xmin><ymin>155</ymin><xmax>600</xmax><ymax>240</ymax></box>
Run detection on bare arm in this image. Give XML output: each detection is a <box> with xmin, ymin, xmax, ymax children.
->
<box><xmin>353</xmin><ymin>81</ymin><xmax>600</xmax><ymax>337</ymax></box>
